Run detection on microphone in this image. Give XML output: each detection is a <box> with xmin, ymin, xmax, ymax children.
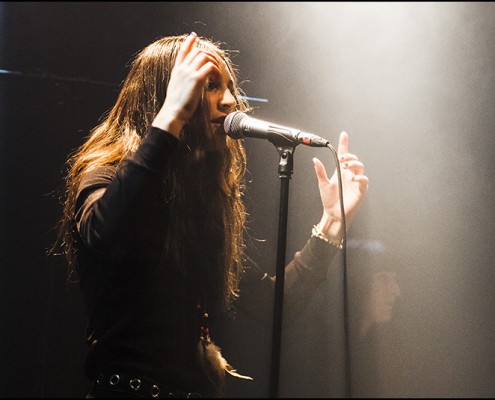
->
<box><xmin>224</xmin><ymin>111</ymin><xmax>329</xmax><ymax>147</ymax></box>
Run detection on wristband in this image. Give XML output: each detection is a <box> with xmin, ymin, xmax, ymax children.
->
<box><xmin>311</xmin><ymin>224</ymin><xmax>343</xmax><ymax>249</ymax></box>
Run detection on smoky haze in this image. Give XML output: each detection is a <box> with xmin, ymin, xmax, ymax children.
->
<box><xmin>1</xmin><ymin>2</ymin><xmax>494</xmax><ymax>398</ymax></box>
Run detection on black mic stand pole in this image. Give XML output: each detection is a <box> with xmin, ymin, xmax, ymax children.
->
<box><xmin>268</xmin><ymin>143</ymin><xmax>296</xmax><ymax>399</ymax></box>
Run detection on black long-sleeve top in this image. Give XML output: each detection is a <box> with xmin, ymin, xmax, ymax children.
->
<box><xmin>72</xmin><ymin>127</ymin><xmax>340</xmax><ymax>396</ymax></box>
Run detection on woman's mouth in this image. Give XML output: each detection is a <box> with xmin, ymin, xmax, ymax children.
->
<box><xmin>211</xmin><ymin>116</ymin><xmax>226</xmax><ymax>125</ymax></box>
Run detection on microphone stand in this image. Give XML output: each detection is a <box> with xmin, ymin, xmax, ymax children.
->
<box><xmin>268</xmin><ymin>142</ymin><xmax>296</xmax><ymax>399</ymax></box>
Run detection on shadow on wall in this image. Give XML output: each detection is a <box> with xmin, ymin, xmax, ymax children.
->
<box><xmin>278</xmin><ymin>239</ymin><xmax>403</xmax><ymax>398</ymax></box>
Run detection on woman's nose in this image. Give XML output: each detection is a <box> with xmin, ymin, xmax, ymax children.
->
<box><xmin>220</xmin><ymin>89</ymin><xmax>236</xmax><ymax>111</ymax></box>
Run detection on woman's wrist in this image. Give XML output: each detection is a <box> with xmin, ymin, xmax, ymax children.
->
<box><xmin>152</xmin><ymin>112</ymin><xmax>184</xmax><ymax>139</ymax></box>
<box><xmin>312</xmin><ymin>213</ymin><xmax>343</xmax><ymax>248</ymax></box>
<box><xmin>311</xmin><ymin>223</ymin><xmax>343</xmax><ymax>249</ymax></box>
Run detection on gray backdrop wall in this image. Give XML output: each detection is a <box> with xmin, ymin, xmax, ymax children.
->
<box><xmin>1</xmin><ymin>2</ymin><xmax>494</xmax><ymax>398</ymax></box>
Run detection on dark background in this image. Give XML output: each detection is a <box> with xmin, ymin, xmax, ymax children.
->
<box><xmin>1</xmin><ymin>2</ymin><xmax>494</xmax><ymax>398</ymax></box>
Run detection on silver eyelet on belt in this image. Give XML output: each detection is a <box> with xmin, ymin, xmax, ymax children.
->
<box><xmin>151</xmin><ymin>384</ymin><xmax>160</xmax><ymax>398</ymax></box>
<box><xmin>129</xmin><ymin>378</ymin><xmax>141</xmax><ymax>391</ymax></box>
<box><xmin>109</xmin><ymin>374</ymin><xmax>120</xmax><ymax>386</ymax></box>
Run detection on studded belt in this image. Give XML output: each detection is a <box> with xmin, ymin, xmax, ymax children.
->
<box><xmin>91</xmin><ymin>372</ymin><xmax>202</xmax><ymax>398</ymax></box>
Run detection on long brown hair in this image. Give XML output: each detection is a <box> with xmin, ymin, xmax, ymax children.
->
<box><xmin>56</xmin><ymin>34</ymin><xmax>251</xmax><ymax>311</ymax></box>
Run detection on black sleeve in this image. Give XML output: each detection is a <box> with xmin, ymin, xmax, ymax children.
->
<box><xmin>236</xmin><ymin>236</ymin><xmax>341</xmax><ymax>325</ymax></box>
<box><xmin>74</xmin><ymin>127</ymin><xmax>178</xmax><ymax>258</ymax></box>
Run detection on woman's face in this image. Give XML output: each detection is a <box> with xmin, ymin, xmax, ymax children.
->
<box><xmin>205</xmin><ymin>55</ymin><xmax>236</xmax><ymax>151</ymax></box>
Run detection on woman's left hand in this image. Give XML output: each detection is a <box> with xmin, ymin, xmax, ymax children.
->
<box><xmin>313</xmin><ymin>131</ymin><xmax>369</xmax><ymax>242</ymax></box>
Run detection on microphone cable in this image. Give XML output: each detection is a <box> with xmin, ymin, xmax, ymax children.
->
<box><xmin>325</xmin><ymin>142</ymin><xmax>352</xmax><ymax>398</ymax></box>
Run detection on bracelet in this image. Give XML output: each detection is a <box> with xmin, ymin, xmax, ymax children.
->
<box><xmin>311</xmin><ymin>225</ymin><xmax>343</xmax><ymax>249</ymax></box>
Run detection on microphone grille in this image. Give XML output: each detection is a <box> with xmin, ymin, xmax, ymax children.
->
<box><xmin>224</xmin><ymin>111</ymin><xmax>247</xmax><ymax>139</ymax></box>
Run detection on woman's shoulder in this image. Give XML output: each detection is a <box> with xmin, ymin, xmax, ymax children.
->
<box><xmin>80</xmin><ymin>164</ymin><xmax>118</xmax><ymax>188</ymax></box>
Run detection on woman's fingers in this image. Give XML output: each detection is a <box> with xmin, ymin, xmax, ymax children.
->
<box><xmin>313</xmin><ymin>157</ymin><xmax>330</xmax><ymax>183</ymax></box>
<box><xmin>182</xmin><ymin>47</ymin><xmax>219</xmax><ymax>70</ymax></box>
<box><xmin>337</xmin><ymin>131</ymin><xmax>349</xmax><ymax>155</ymax></box>
<box><xmin>341</xmin><ymin>159</ymin><xmax>365</xmax><ymax>174</ymax></box>
<box><xmin>339</xmin><ymin>153</ymin><xmax>358</xmax><ymax>162</ymax></box>
<box><xmin>175</xmin><ymin>32</ymin><xmax>198</xmax><ymax>65</ymax></box>
<box><xmin>177</xmin><ymin>40</ymin><xmax>221</xmax><ymax>82</ymax></box>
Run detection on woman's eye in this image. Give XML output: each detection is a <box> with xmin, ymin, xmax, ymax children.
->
<box><xmin>207</xmin><ymin>79</ymin><xmax>220</xmax><ymax>91</ymax></box>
